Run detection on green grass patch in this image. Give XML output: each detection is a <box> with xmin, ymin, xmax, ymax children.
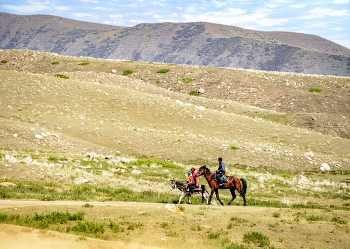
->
<box><xmin>51</xmin><ymin>61</ymin><xmax>60</xmax><ymax>65</ymax></box>
<box><xmin>1</xmin><ymin>60</ymin><xmax>8</xmax><ymax>64</ymax></box>
<box><xmin>306</xmin><ymin>215</ymin><xmax>326</xmax><ymax>221</ymax></box>
<box><xmin>331</xmin><ymin>217</ymin><xmax>348</xmax><ymax>224</ymax></box>
<box><xmin>279</xmin><ymin>173</ymin><xmax>292</xmax><ymax>178</ymax></box>
<box><xmin>243</xmin><ymin>231</ymin><xmax>270</xmax><ymax>247</ymax></box>
<box><xmin>230</xmin><ymin>146</ymin><xmax>240</xmax><ymax>150</ymax></box>
<box><xmin>227</xmin><ymin>243</ymin><xmax>250</xmax><ymax>249</ymax></box>
<box><xmin>78</xmin><ymin>62</ymin><xmax>90</xmax><ymax>66</ymax></box>
<box><xmin>189</xmin><ymin>90</ymin><xmax>201</xmax><ymax>96</ymax></box>
<box><xmin>309</xmin><ymin>88</ymin><xmax>324</xmax><ymax>92</ymax></box>
<box><xmin>122</xmin><ymin>69</ymin><xmax>135</xmax><ymax>75</ymax></box>
<box><xmin>183</xmin><ymin>77</ymin><xmax>194</xmax><ymax>83</ymax></box>
<box><xmin>156</xmin><ymin>69</ymin><xmax>170</xmax><ymax>73</ymax></box>
<box><xmin>132</xmin><ymin>159</ymin><xmax>182</xmax><ymax>169</ymax></box>
<box><xmin>55</xmin><ymin>74</ymin><xmax>69</xmax><ymax>79</ymax></box>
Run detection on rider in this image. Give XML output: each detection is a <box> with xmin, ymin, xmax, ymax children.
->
<box><xmin>191</xmin><ymin>167</ymin><xmax>199</xmax><ymax>188</ymax></box>
<box><xmin>186</xmin><ymin>171</ymin><xmax>196</xmax><ymax>194</ymax></box>
<box><xmin>215</xmin><ymin>157</ymin><xmax>226</xmax><ymax>187</ymax></box>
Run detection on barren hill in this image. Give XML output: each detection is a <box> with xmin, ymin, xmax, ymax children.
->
<box><xmin>1</xmin><ymin>12</ymin><xmax>350</xmax><ymax>76</ymax></box>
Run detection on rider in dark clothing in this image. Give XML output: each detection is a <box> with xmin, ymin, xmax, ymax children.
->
<box><xmin>215</xmin><ymin>157</ymin><xmax>226</xmax><ymax>187</ymax></box>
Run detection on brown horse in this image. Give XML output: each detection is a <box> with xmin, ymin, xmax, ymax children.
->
<box><xmin>197</xmin><ymin>165</ymin><xmax>247</xmax><ymax>206</ymax></box>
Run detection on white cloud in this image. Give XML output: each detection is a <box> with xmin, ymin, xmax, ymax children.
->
<box><xmin>169</xmin><ymin>13</ymin><xmax>178</xmax><ymax>17</ymax></box>
<box><xmin>80</xmin><ymin>0</ymin><xmax>98</xmax><ymax>3</ymax></box>
<box><xmin>299</xmin><ymin>8</ymin><xmax>350</xmax><ymax>19</ymax></box>
<box><xmin>55</xmin><ymin>6</ymin><xmax>70</xmax><ymax>11</ymax></box>
<box><xmin>74</xmin><ymin>13</ymin><xmax>96</xmax><ymax>18</ymax></box>
<box><xmin>93</xmin><ymin>7</ymin><xmax>112</xmax><ymax>11</ymax></box>
<box><xmin>265</xmin><ymin>3</ymin><xmax>278</xmax><ymax>8</ymax></box>
<box><xmin>130</xmin><ymin>19</ymin><xmax>144</xmax><ymax>24</ymax></box>
<box><xmin>177</xmin><ymin>7</ymin><xmax>182</xmax><ymax>10</ymax></box>
<box><xmin>332</xmin><ymin>27</ymin><xmax>345</xmax><ymax>31</ymax></box>
<box><xmin>153</xmin><ymin>14</ymin><xmax>163</xmax><ymax>19</ymax></box>
<box><xmin>333</xmin><ymin>0</ymin><xmax>349</xmax><ymax>4</ymax></box>
<box><xmin>212</xmin><ymin>0</ymin><xmax>227</xmax><ymax>8</ymax></box>
<box><xmin>187</xmin><ymin>7</ymin><xmax>196</xmax><ymax>12</ymax></box>
<box><xmin>109</xmin><ymin>14</ymin><xmax>123</xmax><ymax>19</ymax></box>
<box><xmin>150</xmin><ymin>1</ymin><xmax>165</xmax><ymax>6</ymax></box>
<box><xmin>303</xmin><ymin>22</ymin><xmax>328</xmax><ymax>28</ymax></box>
<box><xmin>291</xmin><ymin>4</ymin><xmax>306</xmax><ymax>8</ymax></box>
<box><xmin>3</xmin><ymin>1</ymin><xmax>50</xmax><ymax>13</ymax></box>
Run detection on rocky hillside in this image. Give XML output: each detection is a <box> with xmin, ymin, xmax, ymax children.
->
<box><xmin>1</xmin><ymin>12</ymin><xmax>350</xmax><ymax>76</ymax></box>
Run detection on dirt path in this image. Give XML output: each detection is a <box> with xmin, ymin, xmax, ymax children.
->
<box><xmin>0</xmin><ymin>200</ymin><xmax>164</xmax><ymax>249</ymax></box>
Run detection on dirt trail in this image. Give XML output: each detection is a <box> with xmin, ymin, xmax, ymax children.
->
<box><xmin>0</xmin><ymin>200</ymin><xmax>164</xmax><ymax>249</ymax></box>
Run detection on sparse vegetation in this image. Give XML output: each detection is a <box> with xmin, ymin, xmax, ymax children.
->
<box><xmin>309</xmin><ymin>88</ymin><xmax>324</xmax><ymax>92</ymax></box>
<box><xmin>55</xmin><ymin>73</ymin><xmax>69</xmax><ymax>79</ymax></box>
<box><xmin>122</xmin><ymin>69</ymin><xmax>135</xmax><ymax>75</ymax></box>
<box><xmin>78</xmin><ymin>62</ymin><xmax>90</xmax><ymax>66</ymax></box>
<box><xmin>183</xmin><ymin>77</ymin><xmax>194</xmax><ymax>83</ymax></box>
<box><xmin>189</xmin><ymin>90</ymin><xmax>201</xmax><ymax>96</ymax></box>
<box><xmin>243</xmin><ymin>231</ymin><xmax>270</xmax><ymax>247</ymax></box>
<box><xmin>230</xmin><ymin>146</ymin><xmax>240</xmax><ymax>150</ymax></box>
<box><xmin>1</xmin><ymin>59</ymin><xmax>8</xmax><ymax>64</ymax></box>
<box><xmin>51</xmin><ymin>61</ymin><xmax>60</xmax><ymax>65</ymax></box>
<box><xmin>156</xmin><ymin>69</ymin><xmax>170</xmax><ymax>73</ymax></box>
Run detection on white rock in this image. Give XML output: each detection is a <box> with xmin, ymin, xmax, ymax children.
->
<box><xmin>5</xmin><ymin>155</ymin><xmax>11</xmax><ymax>161</ymax></box>
<box><xmin>35</xmin><ymin>135</ymin><xmax>44</xmax><ymax>140</ymax></box>
<box><xmin>121</xmin><ymin>157</ymin><xmax>130</xmax><ymax>163</ymax></box>
<box><xmin>78</xmin><ymin>166</ymin><xmax>92</xmax><ymax>169</ymax></box>
<box><xmin>0</xmin><ymin>182</ymin><xmax>17</xmax><ymax>187</ymax></box>
<box><xmin>73</xmin><ymin>177</ymin><xmax>88</xmax><ymax>184</ymax></box>
<box><xmin>132</xmin><ymin>166</ymin><xmax>138</xmax><ymax>169</ymax></box>
<box><xmin>111</xmin><ymin>157</ymin><xmax>121</xmax><ymax>163</ymax></box>
<box><xmin>105</xmin><ymin>155</ymin><xmax>114</xmax><ymax>159</ymax></box>
<box><xmin>109</xmin><ymin>168</ymin><xmax>120</xmax><ymax>172</ymax></box>
<box><xmin>334</xmin><ymin>164</ymin><xmax>342</xmax><ymax>168</ymax></box>
<box><xmin>198</xmin><ymin>89</ymin><xmax>205</xmax><ymax>94</ymax></box>
<box><xmin>320</xmin><ymin>163</ymin><xmax>330</xmax><ymax>171</ymax></box>
<box><xmin>305</xmin><ymin>152</ymin><xmax>315</xmax><ymax>158</ymax></box>
<box><xmin>162</xmin><ymin>170</ymin><xmax>169</xmax><ymax>173</ymax></box>
<box><xmin>13</xmin><ymin>134</ymin><xmax>18</xmax><ymax>138</ymax></box>
<box><xmin>21</xmin><ymin>156</ymin><xmax>32</xmax><ymax>164</ymax></box>
<box><xmin>111</xmin><ymin>69</ymin><xmax>117</xmax><ymax>74</ymax></box>
<box><xmin>131</xmin><ymin>170</ymin><xmax>142</xmax><ymax>174</ymax></box>
<box><xmin>86</xmin><ymin>153</ymin><xmax>98</xmax><ymax>158</ymax></box>
<box><xmin>120</xmin><ymin>169</ymin><xmax>126</xmax><ymax>173</ymax></box>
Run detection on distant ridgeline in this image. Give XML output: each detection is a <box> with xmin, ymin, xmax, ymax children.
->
<box><xmin>0</xmin><ymin>12</ymin><xmax>350</xmax><ymax>76</ymax></box>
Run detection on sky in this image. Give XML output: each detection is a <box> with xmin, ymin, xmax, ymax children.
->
<box><xmin>1</xmin><ymin>0</ymin><xmax>350</xmax><ymax>49</ymax></box>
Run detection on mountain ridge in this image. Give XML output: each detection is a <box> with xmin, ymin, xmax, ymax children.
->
<box><xmin>1</xmin><ymin>12</ymin><xmax>350</xmax><ymax>76</ymax></box>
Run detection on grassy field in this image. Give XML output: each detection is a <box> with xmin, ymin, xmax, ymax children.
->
<box><xmin>0</xmin><ymin>49</ymin><xmax>350</xmax><ymax>248</ymax></box>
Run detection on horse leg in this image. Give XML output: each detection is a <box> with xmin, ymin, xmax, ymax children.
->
<box><xmin>228</xmin><ymin>187</ymin><xmax>236</xmax><ymax>206</ymax></box>
<box><xmin>242</xmin><ymin>194</ymin><xmax>246</xmax><ymax>206</ymax></box>
<box><xmin>208</xmin><ymin>190</ymin><xmax>214</xmax><ymax>205</ymax></box>
<box><xmin>187</xmin><ymin>194</ymin><xmax>192</xmax><ymax>204</ymax></box>
<box><xmin>215</xmin><ymin>189</ymin><xmax>224</xmax><ymax>206</ymax></box>
<box><xmin>178</xmin><ymin>192</ymin><xmax>184</xmax><ymax>204</ymax></box>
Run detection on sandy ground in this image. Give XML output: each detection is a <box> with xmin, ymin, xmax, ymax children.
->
<box><xmin>0</xmin><ymin>200</ymin><xmax>163</xmax><ymax>249</ymax></box>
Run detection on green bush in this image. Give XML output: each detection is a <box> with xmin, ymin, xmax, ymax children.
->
<box><xmin>230</xmin><ymin>146</ymin><xmax>240</xmax><ymax>150</ymax></box>
<box><xmin>78</xmin><ymin>62</ymin><xmax>90</xmax><ymax>65</ymax></box>
<box><xmin>122</xmin><ymin>70</ymin><xmax>135</xmax><ymax>75</ymax></box>
<box><xmin>309</xmin><ymin>88</ymin><xmax>324</xmax><ymax>92</ymax></box>
<box><xmin>55</xmin><ymin>74</ymin><xmax>69</xmax><ymax>79</ymax></box>
<box><xmin>306</xmin><ymin>215</ymin><xmax>325</xmax><ymax>221</ymax></box>
<box><xmin>183</xmin><ymin>77</ymin><xmax>193</xmax><ymax>83</ymax></box>
<box><xmin>51</xmin><ymin>61</ymin><xmax>60</xmax><ymax>65</ymax></box>
<box><xmin>226</xmin><ymin>243</ymin><xmax>250</xmax><ymax>249</ymax></box>
<box><xmin>279</xmin><ymin>173</ymin><xmax>292</xmax><ymax>178</ymax></box>
<box><xmin>71</xmin><ymin>221</ymin><xmax>105</xmax><ymax>234</ymax></box>
<box><xmin>331</xmin><ymin>217</ymin><xmax>348</xmax><ymax>224</ymax></box>
<box><xmin>157</xmin><ymin>69</ymin><xmax>170</xmax><ymax>73</ymax></box>
<box><xmin>243</xmin><ymin>231</ymin><xmax>270</xmax><ymax>247</ymax></box>
<box><xmin>189</xmin><ymin>91</ymin><xmax>201</xmax><ymax>96</ymax></box>
<box><xmin>1</xmin><ymin>60</ymin><xmax>8</xmax><ymax>64</ymax></box>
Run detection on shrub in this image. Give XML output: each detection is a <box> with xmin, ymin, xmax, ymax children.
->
<box><xmin>78</xmin><ymin>62</ymin><xmax>90</xmax><ymax>65</ymax></box>
<box><xmin>1</xmin><ymin>60</ymin><xmax>8</xmax><ymax>64</ymax></box>
<box><xmin>55</xmin><ymin>74</ymin><xmax>69</xmax><ymax>79</ymax></box>
<box><xmin>306</xmin><ymin>215</ymin><xmax>325</xmax><ymax>221</ymax></box>
<box><xmin>51</xmin><ymin>61</ymin><xmax>60</xmax><ymax>65</ymax></box>
<box><xmin>157</xmin><ymin>69</ymin><xmax>170</xmax><ymax>73</ymax></box>
<box><xmin>309</xmin><ymin>88</ymin><xmax>324</xmax><ymax>92</ymax></box>
<box><xmin>208</xmin><ymin>232</ymin><xmax>220</xmax><ymax>239</ymax></box>
<box><xmin>243</xmin><ymin>231</ymin><xmax>270</xmax><ymax>247</ymax></box>
<box><xmin>331</xmin><ymin>217</ymin><xmax>348</xmax><ymax>224</ymax></box>
<box><xmin>71</xmin><ymin>221</ymin><xmax>105</xmax><ymax>234</ymax></box>
<box><xmin>183</xmin><ymin>77</ymin><xmax>193</xmax><ymax>83</ymax></box>
<box><xmin>226</xmin><ymin>243</ymin><xmax>250</xmax><ymax>249</ymax></box>
<box><xmin>122</xmin><ymin>70</ymin><xmax>135</xmax><ymax>75</ymax></box>
<box><xmin>230</xmin><ymin>146</ymin><xmax>240</xmax><ymax>150</ymax></box>
<box><xmin>189</xmin><ymin>91</ymin><xmax>201</xmax><ymax>96</ymax></box>
<box><xmin>273</xmin><ymin>212</ymin><xmax>280</xmax><ymax>218</ymax></box>
<box><xmin>279</xmin><ymin>173</ymin><xmax>292</xmax><ymax>178</ymax></box>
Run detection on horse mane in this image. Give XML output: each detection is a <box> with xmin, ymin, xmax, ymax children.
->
<box><xmin>201</xmin><ymin>165</ymin><xmax>211</xmax><ymax>174</ymax></box>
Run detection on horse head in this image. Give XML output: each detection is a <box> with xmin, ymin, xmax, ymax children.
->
<box><xmin>169</xmin><ymin>178</ymin><xmax>176</xmax><ymax>191</ymax></box>
<box><xmin>197</xmin><ymin>165</ymin><xmax>209</xmax><ymax>177</ymax></box>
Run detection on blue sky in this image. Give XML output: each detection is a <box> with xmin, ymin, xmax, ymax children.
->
<box><xmin>1</xmin><ymin>0</ymin><xmax>350</xmax><ymax>49</ymax></box>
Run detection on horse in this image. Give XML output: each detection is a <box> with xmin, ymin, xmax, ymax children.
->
<box><xmin>196</xmin><ymin>165</ymin><xmax>247</xmax><ymax>206</ymax></box>
<box><xmin>170</xmin><ymin>178</ymin><xmax>209</xmax><ymax>204</ymax></box>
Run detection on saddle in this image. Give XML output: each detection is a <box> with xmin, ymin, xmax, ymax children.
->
<box><xmin>219</xmin><ymin>172</ymin><xmax>230</xmax><ymax>183</ymax></box>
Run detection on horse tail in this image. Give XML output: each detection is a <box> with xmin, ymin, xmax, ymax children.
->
<box><xmin>240</xmin><ymin>178</ymin><xmax>247</xmax><ymax>197</ymax></box>
<box><xmin>201</xmin><ymin>185</ymin><xmax>210</xmax><ymax>195</ymax></box>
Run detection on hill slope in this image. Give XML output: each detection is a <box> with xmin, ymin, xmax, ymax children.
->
<box><xmin>1</xmin><ymin>49</ymin><xmax>349</xmax><ymax>173</ymax></box>
<box><xmin>1</xmin><ymin>12</ymin><xmax>350</xmax><ymax>76</ymax></box>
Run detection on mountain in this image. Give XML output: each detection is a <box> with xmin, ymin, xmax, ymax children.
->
<box><xmin>1</xmin><ymin>12</ymin><xmax>350</xmax><ymax>76</ymax></box>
